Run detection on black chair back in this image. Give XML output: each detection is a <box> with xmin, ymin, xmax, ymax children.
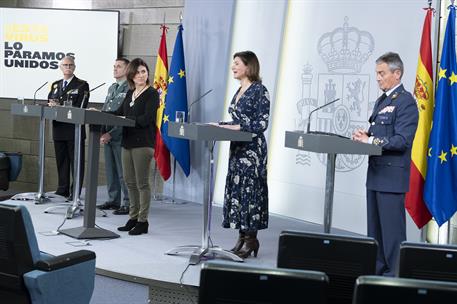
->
<box><xmin>277</xmin><ymin>230</ymin><xmax>377</xmax><ymax>304</ymax></box>
<box><xmin>354</xmin><ymin>275</ymin><xmax>457</xmax><ymax>303</ymax></box>
<box><xmin>399</xmin><ymin>241</ymin><xmax>457</xmax><ymax>282</ymax></box>
<box><xmin>0</xmin><ymin>204</ymin><xmax>34</xmax><ymax>304</ymax></box>
<box><xmin>199</xmin><ymin>261</ymin><xmax>329</xmax><ymax>304</ymax></box>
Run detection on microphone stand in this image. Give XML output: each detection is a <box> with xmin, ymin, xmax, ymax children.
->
<box><xmin>33</xmin><ymin>81</ymin><xmax>48</xmax><ymax>104</ymax></box>
<box><xmin>45</xmin><ymin>83</ymin><xmax>106</xmax><ymax>218</ymax></box>
<box><xmin>152</xmin><ymin>162</ymin><xmax>166</xmax><ymax>201</ymax></box>
<box><xmin>12</xmin><ymin>82</ymin><xmax>51</xmax><ymax>204</ymax></box>
<box><xmin>188</xmin><ymin>89</ymin><xmax>213</xmax><ymax>122</ymax></box>
<box><xmin>306</xmin><ymin>98</ymin><xmax>340</xmax><ymax>133</ymax></box>
<box><xmin>159</xmin><ymin>90</ymin><xmax>212</xmax><ymax>204</ymax></box>
<box><xmin>66</xmin><ymin>84</ymin><xmax>105</xmax><ymax>218</ymax></box>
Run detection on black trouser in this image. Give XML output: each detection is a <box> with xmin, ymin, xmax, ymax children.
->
<box><xmin>54</xmin><ymin>139</ymin><xmax>85</xmax><ymax>197</ymax></box>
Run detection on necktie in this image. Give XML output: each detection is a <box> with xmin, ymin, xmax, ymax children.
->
<box><xmin>112</xmin><ymin>83</ymin><xmax>119</xmax><ymax>99</ymax></box>
<box><xmin>63</xmin><ymin>80</ymin><xmax>68</xmax><ymax>91</ymax></box>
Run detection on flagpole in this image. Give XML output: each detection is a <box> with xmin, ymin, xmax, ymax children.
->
<box><xmin>438</xmin><ymin>221</ymin><xmax>450</xmax><ymax>244</ymax></box>
<box><xmin>172</xmin><ymin>158</ymin><xmax>176</xmax><ymax>203</ymax></box>
<box><xmin>432</xmin><ymin>0</ymin><xmax>441</xmax><ymax>75</ymax></box>
<box><xmin>437</xmin><ymin>0</ymin><xmax>453</xmax><ymax>245</ymax></box>
<box><xmin>422</xmin><ymin>0</ymin><xmax>442</xmax><ymax>243</ymax></box>
<box><xmin>424</xmin><ymin>0</ymin><xmax>455</xmax><ymax>244</ymax></box>
<box><xmin>152</xmin><ymin>163</ymin><xmax>165</xmax><ymax>201</ymax></box>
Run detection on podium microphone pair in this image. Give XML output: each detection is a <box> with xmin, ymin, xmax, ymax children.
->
<box><xmin>79</xmin><ymin>82</ymin><xmax>106</xmax><ymax>108</ymax></box>
<box><xmin>32</xmin><ymin>81</ymin><xmax>106</xmax><ymax>106</ymax></box>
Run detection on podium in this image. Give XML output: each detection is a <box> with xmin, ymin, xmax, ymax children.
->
<box><xmin>166</xmin><ymin>122</ymin><xmax>252</xmax><ymax>264</ymax></box>
<box><xmin>10</xmin><ymin>103</ymin><xmax>54</xmax><ymax>204</ymax></box>
<box><xmin>284</xmin><ymin>131</ymin><xmax>382</xmax><ymax>233</ymax></box>
<box><xmin>43</xmin><ymin>107</ymin><xmax>134</xmax><ymax>239</ymax></box>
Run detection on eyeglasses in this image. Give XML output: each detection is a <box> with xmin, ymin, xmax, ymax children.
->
<box><xmin>61</xmin><ymin>64</ymin><xmax>75</xmax><ymax>67</ymax></box>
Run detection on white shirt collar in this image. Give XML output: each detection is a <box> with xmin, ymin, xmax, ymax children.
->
<box><xmin>385</xmin><ymin>83</ymin><xmax>401</xmax><ymax>97</ymax></box>
<box><xmin>63</xmin><ymin>76</ymin><xmax>74</xmax><ymax>85</ymax></box>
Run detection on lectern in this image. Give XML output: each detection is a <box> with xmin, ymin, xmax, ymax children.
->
<box><xmin>166</xmin><ymin>122</ymin><xmax>252</xmax><ymax>264</ymax></box>
<box><xmin>10</xmin><ymin>102</ymin><xmax>53</xmax><ymax>204</ymax></box>
<box><xmin>43</xmin><ymin>107</ymin><xmax>134</xmax><ymax>239</ymax></box>
<box><xmin>284</xmin><ymin>131</ymin><xmax>382</xmax><ymax>233</ymax></box>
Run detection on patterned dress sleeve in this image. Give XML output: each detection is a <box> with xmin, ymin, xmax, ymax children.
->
<box><xmin>239</xmin><ymin>84</ymin><xmax>270</xmax><ymax>134</ymax></box>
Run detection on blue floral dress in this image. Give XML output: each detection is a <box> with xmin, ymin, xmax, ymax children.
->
<box><xmin>222</xmin><ymin>81</ymin><xmax>270</xmax><ymax>232</ymax></box>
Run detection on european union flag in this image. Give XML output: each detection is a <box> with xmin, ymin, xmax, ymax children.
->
<box><xmin>161</xmin><ymin>24</ymin><xmax>190</xmax><ymax>176</ymax></box>
<box><xmin>424</xmin><ymin>5</ymin><xmax>457</xmax><ymax>226</ymax></box>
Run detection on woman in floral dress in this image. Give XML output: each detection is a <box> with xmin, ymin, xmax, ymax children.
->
<box><xmin>218</xmin><ymin>51</ymin><xmax>270</xmax><ymax>258</ymax></box>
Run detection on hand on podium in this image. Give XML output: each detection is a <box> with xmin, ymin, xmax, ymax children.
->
<box><xmin>352</xmin><ymin>128</ymin><xmax>369</xmax><ymax>143</ymax></box>
<box><xmin>48</xmin><ymin>99</ymin><xmax>59</xmax><ymax>107</ymax></box>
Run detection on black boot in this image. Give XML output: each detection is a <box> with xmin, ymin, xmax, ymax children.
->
<box><xmin>129</xmin><ymin>221</ymin><xmax>149</xmax><ymax>235</ymax></box>
<box><xmin>236</xmin><ymin>231</ymin><xmax>259</xmax><ymax>258</ymax></box>
<box><xmin>117</xmin><ymin>218</ymin><xmax>137</xmax><ymax>231</ymax></box>
<box><xmin>230</xmin><ymin>231</ymin><xmax>246</xmax><ymax>253</ymax></box>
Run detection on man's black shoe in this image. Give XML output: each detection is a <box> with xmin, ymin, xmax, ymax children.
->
<box><xmin>113</xmin><ymin>206</ymin><xmax>129</xmax><ymax>215</ymax></box>
<box><xmin>97</xmin><ymin>201</ymin><xmax>120</xmax><ymax>210</ymax></box>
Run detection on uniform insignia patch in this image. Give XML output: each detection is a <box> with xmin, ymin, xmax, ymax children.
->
<box><xmin>379</xmin><ymin>106</ymin><xmax>395</xmax><ymax>114</ymax></box>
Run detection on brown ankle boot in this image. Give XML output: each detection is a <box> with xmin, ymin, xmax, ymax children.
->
<box><xmin>230</xmin><ymin>231</ymin><xmax>246</xmax><ymax>253</ymax></box>
<box><xmin>236</xmin><ymin>231</ymin><xmax>259</xmax><ymax>258</ymax></box>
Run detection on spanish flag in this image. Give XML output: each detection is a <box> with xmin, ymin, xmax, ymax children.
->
<box><xmin>405</xmin><ymin>7</ymin><xmax>434</xmax><ymax>228</ymax></box>
<box><xmin>153</xmin><ymin>25</ymin><xmax>171</xmax><ymax>180</ymax></box>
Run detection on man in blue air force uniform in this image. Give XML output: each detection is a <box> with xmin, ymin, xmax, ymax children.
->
<box><xmin>352</xmin><ymin>52</ymin><xmax>418</xmax><ymax>276</ymax></box>
<box><xmin>48</xmin><ymin>56</ymin><xmax>89</xmax><ymax>200</ymax></box>
<box><xmin>97</xmin><ymin>58</ymin><xmax>130</xmax><ymax>215</ymax></box>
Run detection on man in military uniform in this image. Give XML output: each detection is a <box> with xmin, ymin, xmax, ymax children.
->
<box><xmin>97</xmin><ymin>58</ymin><xmax>130</xmax><ymax>215</ymax></box>
<box><xmin>48</xmin><ymin>56</ymin><xmax>89</xmax><ymax>200</ymax></box>
<box><xmin>352</xmin><ymin>52</ymin><xmax>418</xmax><ymax>276</ymax></box>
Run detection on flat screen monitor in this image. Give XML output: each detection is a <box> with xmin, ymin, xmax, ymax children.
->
<box><xmin>399</xmin><ymin>241</ymin><xmax>457</xmax><ymax>282</ymax></box>
<box><xmin>354</xmin><ymin>275</ymin><xmax>457</xmax><ymax>303</ymax></box>
<box><xmin>0</xmin><ymin>7</ymin><xmax>119</xmax><ymax>102</ymax></box>
<box><xmin>277</xmin><ymin>230</ymin><xmax>377</xmax><ymax>304</ymax></box>
<box><xmin>198</xmin><ymin>261</ymin><xmax>328</xmax><ymax>304</ymax></box>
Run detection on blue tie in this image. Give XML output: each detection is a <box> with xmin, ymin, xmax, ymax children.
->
<box><xmin>63</xmin><ymin>80</ymin><xmax>68</xmax><ymax>91</ymax></box>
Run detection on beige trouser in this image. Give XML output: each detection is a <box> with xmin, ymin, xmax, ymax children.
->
<box><xmin>122</xmin><ymin>147</ymin><xmax>153</xmax><ymax>222</ymax></box>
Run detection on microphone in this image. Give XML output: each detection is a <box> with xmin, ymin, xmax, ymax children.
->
<box><xmin>89</xmin><ymin>82</ymin><xmax>105</xmax><ymax>92</ymax></box>
<box><xmin>79</xmin><ymin>82</ymin><xmax>105</xmax><ymax>109</ymax></box>
<box><xmin>80</xmin><ymin>91</ymin><xmax>89</xmax><ymax>109</ymax></box>
<box><xmin>33</xmin><ymin>81</ymin><xmax>48</xmax><ymax>104</ymax></box>
<box><xmin>306</xmin><ymin>98</ymin><xmax>340</xmax><ymax>133</ymax></box>
<box><xmin>188</xmin><ymin>89</ymin><xmax>213</xmax><ymax>122</ymax></box>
